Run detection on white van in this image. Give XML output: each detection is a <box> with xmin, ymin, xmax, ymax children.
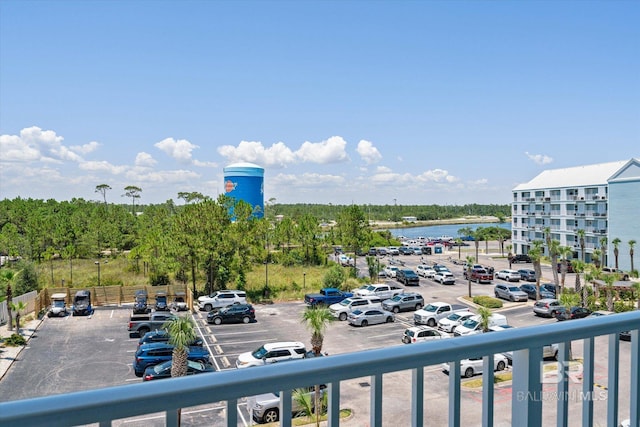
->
<box><xmin>453</xmin><ymin>313</ymin><xmax>508</xmax><ymax>337</ymax></box>
<box><xmin>329</xmin><ymin>296</ymin><xmax>382</xmax><ymax>321</ymax></box>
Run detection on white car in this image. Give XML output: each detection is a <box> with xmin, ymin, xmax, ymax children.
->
<box><xmin>437</xmin><ymin>311</ymin><xmax>475</xmax><ymax>333</ymax></box>
<box><xmin>402</xmin><ymin>326</ymin><xmax>450</xmax><ymax>344</ymax></box>
<box><xmin>235</xmin><ymin>342</ymin><xmax>307</xmax><ymax>368</ymax></box>
<box><xmin>433</xmin><ymin>271</ymin><xmax>455</xmax><ymax>285</ymax></box>
<box><xmin>495</xmin><ymin>269</ymin><xmax>521</xmax><ymax>282</ymax></box>
<box><xmin>442</xmin><ymin>353</ymin><xmax>508</xmax><ymax>378</ymax></box>
<box><xmin>416</xmin><ymin>264</ymin><xmax>435</xmax><ymax>278</ymax></box>
<box><xmin>384</xmin><ymin>266</ymin><xmax>399</xmax><ymax>278</ymax></box>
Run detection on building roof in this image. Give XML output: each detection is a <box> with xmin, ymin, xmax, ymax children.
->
<box><xmin>513</xmin><ymin>160</ymin><xmax>630</xmax><ymax>191</ymax></box>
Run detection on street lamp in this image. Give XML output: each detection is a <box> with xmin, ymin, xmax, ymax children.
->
<box><xmin>95</xmin><ymin>261</ymin><xmax>101</xmax><ymax>287</ymax></box>
<box><xmin>303</xmin><ymin>272</ymin><xmax>306</xmax><ymax>289</ymax></box>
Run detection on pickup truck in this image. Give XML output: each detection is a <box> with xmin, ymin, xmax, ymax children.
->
<box><xmin>128</xmin><ymin>312</ymin><xmax>176</xmax><ymax>338</ymax></box>
<box><xmin>464</xmin><ymin>267</ymin><xmax>493</xmax><ymax>284</ymax></box>
<box><xmin>354</xmin><ymin>284</ymin><xmax>404</xmax><ymax>300</ymax></box>
<box><xmin>413</xmin><ymin>302</ymin><xmax>468</xmax><ymax>327</ymax></box>
<box><xmin>304</xmin><ymin>288</ymin><xmax>354</xmax><ymax>307</ymax></box>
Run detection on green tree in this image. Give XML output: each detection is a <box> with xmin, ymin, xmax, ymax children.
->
<box><xmin>336</xmin><ymin>205</ymin><xmax>370</xmax><ymax>275</ymax></box>
<box><xmin>300</xmin><ymin>307</ymin><xmax>333</xmax><ymax>427</ymax></box>
<box><xmin>123</xmin><ymin>185</ymin><xmax>142</xmax><ymax>215</ymax></box>
<box><xmin>599</xmin><ymin>236</ymin><xmax>608</xmax><ymax>268</ymax></box>
<box><xmin>528</xmin><ymin>241</ymin><xmax>544</xmax><ymax>300</ymax></box>
<box><xmin>631</xmin><ymin>281</ymin><xmax>640</xmax><ymax>311</ymax></box>
<box><xmin>602</xmin><ymin>273</ymin><xmax>617</xmax><ymax>311</ymax></box>
<box><xmin>465</xmin><ymin>255</ymin><xmax>475</xmax><ymax>298</ymax></box>
<box><xmin>163</xmin><ymin>315</ymin><xmax>197</xmax><ymax>425</ymax></box>
<box><xmin>558</xmin><ymin>245</ymin><xmax>574</xmax><ymax>290</ymax></box>
<box><xmin>629</xmin><ymin>239</ymin><xmax>637</xmax><ymax>274</ymax></box>
<box><xmin>612</xmin><ymin>237</ymin><xmax>621</xmax><ymax>270</ymax></box>
<box><xmin>95</xmin><ymin>184</ymin><xmax>112</xmax><ymax>204</ymax></box>
<box><xmin>477</xmin><ymin>306</ymin><xmax>492</xmax><ymax>333</ymax></box>
<box><xmin>576</xmin><ymin>229</ymin><xmax>586</xmax><ymax>262</ymax></box>
<box><xmin>323</xmin><ymin>265</ymin><xmax>346</xmax><ymax>289</ymax></box>
<box><xmin>9</xmin><ymin>300</ymin><xmax>26</xmax><ymax>332</ymax></box>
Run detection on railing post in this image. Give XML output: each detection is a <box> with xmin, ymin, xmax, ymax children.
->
<box><xmin>581</xmin><ymin>337</ymin><xmax>594</xmax><ymax>426</ymax></box>
<box><xmin>370</xmin><ymin>373</ymin><xmax>383</xmax><ymax>427</ymax></box>
<box><xmin>448</xmin><ymin>360</ymin><xmax>460</xmax><ymax>427</ymax></box>
<box><xmin>482</xmin><ymin>355</ymin><xmax>494</xmax><ymax>427</ymax></box>
<box><xmin>280</xmin><ymin>389</ymin><xmax>292</xmax><ymax>427</ymax></box>
<box><xmin>631</xmin><ymin>330</ymin><xmax>639</xmax><ymax>427</ymax></box>
<box><xmin>511</xmin><ymin>347</ymin><xmax>542</xmax><ymax>427</ymax></box>
<box><xmin>226</xmin><ymin>398</ymin><xmax>237</xmax><ymax>427</ymax></box>
<box><xmin>556</xmin><ymin>342</ymin><xmax>571</xmax><ymax>427</ymax></box>
<box><xmin>607</xmin><ymin>333</ymin><xmax>619</xmax><ymax>427</ymax></box>
<box><xmin>411</xmin><ymin>367</ymin><xmax>424</xmax><ymax>427</ymax></box>
<box><xmin>327</xmin><ymin>382</ymin><xmax>340</xmax><ymax>426</ymax></box>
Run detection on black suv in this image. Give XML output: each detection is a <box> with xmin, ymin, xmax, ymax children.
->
<box><xmin>207</xmin><ymin>303</ymin><xmax>256</xmax><ymax>325</ymax></box>
<box><xmin>396</xmin><ymin>269</ymin><xmax>420</xmax><ymax>286</ymax></box>
<box><xmin>511</xmin><ymin>254</ymin><xmax>532</xmax><ymax>263</ymax></box>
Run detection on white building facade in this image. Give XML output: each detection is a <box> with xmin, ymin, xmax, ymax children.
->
<box><xmin>511</xmin><ymin>159</ymin><xmax>640</xmax><ymax>272</ymax></box>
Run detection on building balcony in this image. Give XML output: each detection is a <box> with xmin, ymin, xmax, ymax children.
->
<box><xmin>1</xmin><ymin>312</ymin><xmax>639</xmax><ymax>427</ymax></box>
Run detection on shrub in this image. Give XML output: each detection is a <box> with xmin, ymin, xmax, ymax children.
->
<box><xmin>3</xmin><ymin>333</ymin><xmax>27</xmax><ymax>346</ymax></box>
<box><xmin>473</xmin><ymin>295</ymin><xmax>503</xmax><ymax>309</ymax></box>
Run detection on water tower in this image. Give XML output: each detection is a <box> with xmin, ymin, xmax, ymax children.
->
<box><xmin>223</xmin><ymin>162</ymin><xmax>264</xmax><ymax>218</ymax></box>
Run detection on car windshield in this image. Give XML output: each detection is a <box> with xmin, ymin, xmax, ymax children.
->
<box><xmin>424</xmin><ymin>304</ymin><xmax>438</xmax><ymax>313</ymax></box>
<box><xmin>53</xmin><ymin>300</ymin><xmax>65</xmax><ymax>308</ymax></box>
<box><xmin>365</xmin><ymin>285</ymin><xmax>376</xmax><ymax>291</ymax></box>
<box><xmin>339</xmin><ymin>299</ymin><xmax>352</xmax><ymax>306</ymax></box>
<box><xmin>405</xmin><ymin>329</ymin><xmax>415</xmax><ymax>337</ymax></box>
<box><xmin>251</xmin><ymin>346</ymin><xmax>268</xmax><ymax>359</ymax></box>
<box><xmin>448</xmin><ymin>313</ymin><xmax>462</xmax><ymax>321</ymax></box>
<box><xmin>351</xmin><ymin>310</ymin><xmax>363</xmax><ymax>316</ymax></box>
<box><xmin>508</xmin><ymin>287</ymin><xmax>521</xmax><ymax>292</ymax></box>
<box><xmin>462</xmin><ymin>319</ymin><xmax>479</xmax><ymax>329</ymax></box>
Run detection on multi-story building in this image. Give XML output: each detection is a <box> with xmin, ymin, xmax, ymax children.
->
<box><xmin>512</xmin><ymin>158</ymin><xmax>640</xmax><ymax>271</ymax></box>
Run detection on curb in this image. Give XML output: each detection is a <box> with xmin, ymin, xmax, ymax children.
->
<box><xmin>0</xmin><ymin>317</ymin><xmax>43</xmax><ymax>381</ymax></box>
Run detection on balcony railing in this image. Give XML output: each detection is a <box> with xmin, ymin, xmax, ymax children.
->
<box><xmin>1</xmin><ymin>312</ymin><xmax>639</xmax><ymax>427</ymax></box>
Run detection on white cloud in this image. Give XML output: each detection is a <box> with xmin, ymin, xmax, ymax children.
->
<box><xmin>0</xmin><ymin>126</ymin><xmax>83</xmax><ymax>163</ymax></box>
<box><xmin>155</xmin><ymin>137</ymin><xmax>200</xmax><ymax>163</ymax></box>
<box><xmin>0</xmin><ymin>133</ymin><xmax>40</xmax><ymax>161</ymax></box>
<box><xmin>70</xmin><ymin>141</ymin><xmax>100</xmax><ymax>155</ymax></box>
<box><xmin>79</xmin><ymin>160</ymin><xmax>128</xmax><ymax>174</ymax></box>
<box><xmin>125</xmin><ymin>169</ymin><xmax>201</xmax><ymax>184</ymax></box>
<box><xmin>218</xmin><ymin>140</ymin><xmax>296</xmax><ymax>168</ymax></box>
<box><xmin>135</xmin><ymin>152</ymin><xmax>157</xmax><ymax>167</ymax></box>
<box><xmin>270</xmin><ymin>172</ymin><xmax>345</xmax><ymax>187</ymax></box>
<box><xmin>525</xmin><ymin>151</ymin><xmax>553</xmax><ymax>165</ymax></box>
<box><xmin>296</xmin><ymin>136</ymin><xmax>349</xmax><ymax>164</ymax></box>
<box><xmin>416</xmin><ymin>168</ymin><xmax>459</xmax><ymax>183</ymax></box>
<box><xmin>357</xmin><ymin>139</ymin><xmax>382</xmax><ymax>165</ymax></box>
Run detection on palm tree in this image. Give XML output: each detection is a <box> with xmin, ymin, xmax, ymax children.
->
<box><xmin>629</xmin><ymin>240</ymin><xmax>637</xmax><ymax>274</ymax></box>
<box><xmin>300</xmin><ymin>306</ymin><xmax>333</xmax><ymax>427</ymax></box>
<box><xmin>164</xmin><ymin>316</ymin><xmax>197</xmax><ymax>378</ymax></box>
<box><xmin>465</xmin><ymin>255</ymin><xmax>475</xmax><ymax>298</ymax></box>
<box><xmin>583</xmin><ymin>265</ymin><xmax>598</xmax><ymax>308</ymax></box>
<box><xmin>558</xmin><ymin>289</ymin><xmax>580</xmax><ymax>317</ymax></box>
<box><xmin>601</xmin><ymin>273</ymin><xmax>617</xmax><ymax>311</ymax></box>
<box><xmin>592</xmin><ymin>248</ymin><xmax>602</xmax><ymax>269</ymax></box>
<box><xmin>576</xmin><ymin>229</ymin><xmax>586</xmax><ymax>262</ymax></box>
<box><xmin>9</xmin><ymin>301</ymin><xmax>27</xmax><ymax>332</ymax></box>
<box><xmin>477</xmin><ymin>306</ymin><xmax>492</xmax><ymax>333</ymax></box>
<box><xmin>572</xmin><ymin>259</ymin><xmax>585</xmax><ymax>297</ymax></box>
<box><xmin>612</xmin><ymin>237</ymin><xmax>621</xmax><ymax>270</ymax></box>
<box><xmin>548</xmin><ymin>238</ymin><xmax>561</xmax><ymax>290</ymax></box>
<box><xmin>558</xmin><ymin>246</ymin><xmax>573</xmax><ymax>290</ymax></box>
<box><xmin>599</xmin><ymin>236</ymin><xmax>607</xmax><ymax>268</ymax></box>
<box><xmin>454</xmin><ymin>238</ymin><xmax>463</xmax><ymax>260</ymax></box>
<box><xmin>528</xmin><ymin>241</ymin><xmax>544</xmax><ymax>300</ymax></box>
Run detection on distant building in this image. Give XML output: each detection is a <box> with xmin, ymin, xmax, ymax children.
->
<box><xmin>511</xmin><ymin>159</ymin><xmax>640</xmax><ymax>271</ymax></box>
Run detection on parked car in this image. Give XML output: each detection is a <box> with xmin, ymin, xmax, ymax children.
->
<box><xmin>416</xmin><ymin>264</ymin><xmax>433</xmax><ymax>278</ymax></box>
<box><xmin>540</xmin><ymin>283</ymin><xmax>558</xmax><ymax>296</ymax></box>
<box><xmin>347</xmin><ymin>308</ymin><xmax>395</xmax><ymax>327</ymax></box>
<box><xmin>433</xmin><ymin>265</ymin><xmax>450</xmax><ymax>274</ymax></box>
<box><xmin>494</xmin><ymin>283</ymin><xmax>528</xmax><ymax>302</ymax></box>
<box><xmin>556</xmin><ymin>261</ymin><xmax>574</xmax><ymax>273</ymax></box>
<box><xmin>207</xmin><ymin>303</ymin><xmax>255</xmax><ymax>325</ymax></box>
<box><xmin>519</xmin><ymin>284</ymin><xmax>554</xmax><ymax>300</ymax></box>
<box><xmin>383</xmin><ymin>266</ymin><xmax>399</xmax><ymax>278</ymax></box>
<box><xmin>402</xmin><ymin>326</ymin><xmax>449</xmax><ymax>344</ymax></box>
<box><xmin>247</xmin><ymin>385</ymin><xmax>327</xmax><ymax>424</ymax></box>
<box><xmin>533</xmin><ymin>299</ymin><xmax>562</xmax><ymax>317</ymax></box>
<box><xmin>170</xmin><ymin>292</ymin><xmax>188</xmax><ymax>311</ymax></box>
<box><xmin>154</xmin><ymin>292</ymin><xmax>169</xmax><ymax>311</ymax></box>
<box><xmin>198</xmin><ymin>289</ymin><xmax>247</xmax><ymax>312</ymax></box>
<box><xmin>590</xmin><ymin>310</ymin><xmax>615</xmax><ymax>317</ymax></box>
<box><xmin>442</xmin><ymin>353</ymin><xmax>508</xmax><ymax>378</ymax></box>
<box><xmin>138</xmin><ymin>329</ymin><xmax>203</xmax><ymax>348</ymax></box>
<box><xmin>437</xmin><ymin>311</ymin><xmax>475</xmax><ymax>333</ymax></box>
<box><xmin>133</xmin><ymin>290</ymin><xmax>150</xmax><ymax>314</ymax></box>
<box><xmin>48</xmin><ymin>293</ymin><xmax>68</xmax><ymax>317</ymax></box>
<box><xmin>387</xmin><ymin>247</ymin><xmax>400</xmax><ymax>256</ymax></box>
<box><xmin>133</xmin><ymin>343</ymin><xmax>211</xmax><ymax>377</ymax></box>
<box><xmin>433</xmin><ymin>271</ymin><xmax>456</xmax><ymax>285</ymax></box>
<box><xmin>411</xmin><ymin>247</ymin><xmax>423</xmax><ymax>255</ymax></box>
<box><xmin>329</xmin><ymin>296</ymin><xmax>382</xmax><ymax>321</ymax></box>
<box><xmin>142</xmin><ymin>359</ymin><xmax>215</xmax><ymax>381</ymax></box>
<box><xmin>495</xmin><ymin>269</ymin><xmax>521</xmax><ymax>282</ymax></box>
<box><xmin>236</xmin><ymin>342</ymin><xmax>307</xmax><ymax>368</ymax></box>
<box><xmin>511</xmin><ymin>254</ymin><xmax>532</xmax><ymax>263</ymax></box>
<box><xmin>72</xmin><ymin>290</ymin><xmax>92</xmax><ymax>316</ymax></box>
<box><xmin>381</xmin><ymin>293</ymin><xmax>424</xmax><ymax>313</ymax></box>
<box><xmin>518</xmin><ymin>269</ymin><xmax>536</xmax><ymax>282</ymax></box>
<box><xmin>555</xmin><ymin>306</ymin><xmax>592</xmax><ymax>321</ymax></box>
<box><xmin>399</xmin><ymin>246</ymin><xmax>413</xmax><ymax>255</ymax></box>
<box><xmin>396</xmin><ymin>268</ymin><xmax>420</xmax><ymax>286</ymax></box>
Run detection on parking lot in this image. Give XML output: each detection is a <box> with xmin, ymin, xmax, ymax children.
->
<box><xmin>0</xmin><ymin>251</ymin><xmax>634</xmax><ymax>425</ymax></box>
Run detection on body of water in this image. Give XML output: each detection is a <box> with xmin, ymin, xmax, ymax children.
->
<box><xmin>388</xmin><ymin>222</ymin><xmax>511</xmax><ymax>239</ymax></box>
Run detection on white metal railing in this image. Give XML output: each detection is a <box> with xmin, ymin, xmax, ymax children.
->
<box><xmin>0</xmin><ymin>311</ymin><xmax>639</xmax><ymax>427</ymax></box>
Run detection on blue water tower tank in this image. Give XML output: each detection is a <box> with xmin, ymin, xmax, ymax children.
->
<box><xmin>223</xmin><ymin>162</ymin><xmax>264</xmax><ymax>218</ymax></box>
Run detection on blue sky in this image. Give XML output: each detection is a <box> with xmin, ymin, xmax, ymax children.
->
<box><xmin>1</xmin><ymin>1</ymin><xmax>638</xmax><ymax>206</ymax></box>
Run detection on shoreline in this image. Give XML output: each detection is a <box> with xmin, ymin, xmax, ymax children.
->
<box><xmin>369</xmin><ymin>216</ymin><xmax>507</xmax><ymax>231</ymax></box>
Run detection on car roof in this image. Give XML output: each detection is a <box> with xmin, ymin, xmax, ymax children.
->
<box><xmin>262</xmin><ymin>341</ymin><xmax>305</xmax><ymax>350</ymax></box>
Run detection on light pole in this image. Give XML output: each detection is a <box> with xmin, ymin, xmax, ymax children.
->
<box><xmin>95</xmin><ymin>261</ymin><xmax>101</xmax><ymax>287</ymax></box>
<box><xmin>303</xmin><ymin>272</ymin><xmax>306</xmax><ymax>289</ymax></box>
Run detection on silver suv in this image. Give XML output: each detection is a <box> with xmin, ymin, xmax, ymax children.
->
<box><xmin>533</xmin><ymin>299</ymin><xmax>562</xmax><ymax>317</ymax></box>
<box><xmin>382</xmin><ymin>293</ymin><xmax>424</xmax><ymax>313</ymax></box>
<box><xmin>235</xmin><ymin>341</ymin><xmax>307</xmax><ymax>368</ymax></box>
<box><xmin>494</xmin><ymin>284</ymin><xmax>528</xmax><ymax>302</ymax></box>
<box><xmin>197</xmin><ymin>290</ymin><xmax>246</xmax><ymax>311</ymax></box>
